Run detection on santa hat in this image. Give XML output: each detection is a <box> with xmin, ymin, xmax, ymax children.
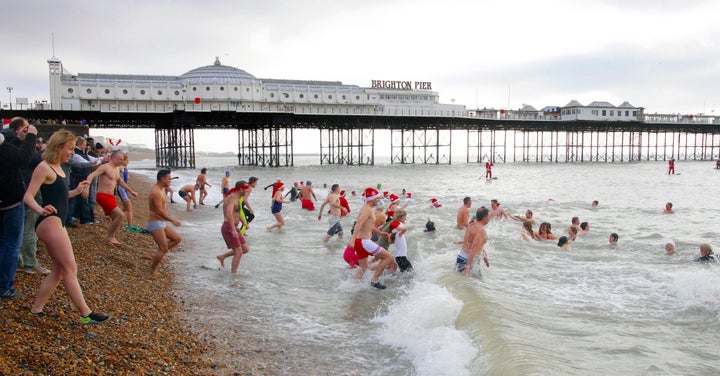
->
<box><xmin>363</xmin><ymin>187</ymin><xmax>381</xmax><ymax>201</ymax></box>
<box><xmin>383</xmin><ymin>191</ymin><xmax>389</xmax><ymax>198</ymax></box>
<box><xmin>431</xmin><ymin>198</ymin><xmax>438</xmax><ymax>203</ymax></box>
<box><xmin>406</xmin><ymin>192</ymin><xmax>412</xmax><ymax>198</ymax></box>
<box><xmin>340</xmin><ymin>190</ymin><xmax>346</xmax><ymax>197</ymax></box>
<box><xmin>389</xmin><ymin>194</ymin><xmax>400</xmax><ymax>203</ymax></box>
<box><xmin>274</xmin><ymin>181</ymin><xmax>285</xmax><ymax>190</ymax></box>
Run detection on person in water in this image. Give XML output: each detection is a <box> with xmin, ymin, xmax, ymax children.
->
<box><xmin>694</xmin><ymin>244</ymin><xmax>716</xmax><ymax>263</ymax></box>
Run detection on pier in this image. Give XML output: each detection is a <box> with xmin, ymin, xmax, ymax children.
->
<box><xmin>3</xmin><ymin>109</ymin><xmax>720</xmax><ymax>168</ymax></box>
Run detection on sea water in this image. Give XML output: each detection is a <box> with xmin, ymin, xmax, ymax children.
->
<box><xmin>130</xmin><ymin>157</ymin><xmax>720</xmax><ymax>375</ymax></box>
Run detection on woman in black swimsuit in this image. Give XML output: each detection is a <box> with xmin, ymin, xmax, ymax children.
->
<box><xmin>23</xmin><ymin>130</ymin><xmax>110</xmax><ymax>325</ymax></box>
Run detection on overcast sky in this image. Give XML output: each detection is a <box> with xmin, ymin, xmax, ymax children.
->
<box><xmin>2</xmin><ymin>0</ymin><xmax>719</xmax><ymax>115</ymax></box>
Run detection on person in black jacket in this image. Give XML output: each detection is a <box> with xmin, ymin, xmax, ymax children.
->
<box><xmin>0</xmin><ymin>117</ymin><xmax>38</xmax><ymax>298</ymax></box>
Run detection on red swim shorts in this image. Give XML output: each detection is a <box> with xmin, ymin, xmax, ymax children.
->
<box><xmin>354</xmin><ymin>238</ymin><xmax>383</xmax><ymax>260</ymax></box>
<box><xmin>301</xmin><ymin>199</ymin><xmax>315</xmax><ymax>211</ymax></box>
<box><xmin>96</xmin><ymin>192</ymin><xmax>118</xmax><ymax>216</ymax></box>
<box><xmin>221</xmin><ymin>221</ymin><xmax>246</xmax><ymax>249</ymax></box>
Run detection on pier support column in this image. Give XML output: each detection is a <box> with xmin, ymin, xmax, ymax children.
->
<box><xmin>237</xmin><ymin>127</ymin><xmax>293</xmax><ymax>167</ymax></box>
<box><xmin>155</xmin><ymin>127</ymin><xmax>195</xmax><ymax>169</ymax></box>
<box><xmin>392</xmin><ymin>128</ymin><xmax>451</xmax><ymax>164</ymax></box>
<box><xmin>320</xmin><ymin>128</ymin><xmax>374</xmax><ymax>165</ymax></box>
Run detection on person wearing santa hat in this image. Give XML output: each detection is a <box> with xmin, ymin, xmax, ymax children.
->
<box><xmin>266</xmin><ymin>181</ymin><xmax>289</xmax><ymax>232</ymax></box>
<box><xmin>385</xmin><ymin>193</ymin><xmax>407</xmax><ymax>221</ymax></box>
<box><xmin>338</xmin><ymin>190</ymin><xmax>350</xmax><ymax>217</ymax></box>
<box><xmin>353</xmin><ymin>187</ymin><xmax>397</xmax><ymax>289</ymax></box>
<box><xmin>430</xmin><ymin>198</ymin><xmax>442</xmax><ymax>208</ymax></box>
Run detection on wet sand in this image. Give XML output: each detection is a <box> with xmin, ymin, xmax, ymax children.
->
<box><xmin>0</xmin><ymin>173</ymin><xmax>274</xmax><ymax>375</ymax></box>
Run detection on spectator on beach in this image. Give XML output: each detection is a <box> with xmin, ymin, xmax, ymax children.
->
<box><xmin>216</xmin><ymin>181</ymin><xmax>251</xmax><ymax>273</ymax></box>
<box><xmin>67</xmin><ymin>137</ymin><xmax>101</xmax><ymax>226</ymax></box>
<box><xmin>178</xmin><ymin>184</ymin><xmax>197</xmax><ymax>211</ymax></box>
<box><xmin>84</xmin><ymin>149</ymin><xmax>138</xmax><ymax>246</ymax></box>
<box><xmin>148</xmin><ymin>169</ymin><xmax>182</xmax><ymax>274</ymax></box>
<box><xmin>456</xmin><ymin>196</ymin><xmax>472</xmax><ymax>229</ymax></box>
<box><xmin>195</xmin><ymin>168</ymin><xmax>211</xmax><ymax>206</ymax></box>
<box><xmin>23</xmin><ymin>130</ymin><xmax>110</xmax><ymax>324</ymax></box>
<box><xmin>0</xmin><ymin>117</ymin><xmax>38</xmax><ymax>298</ymax></box>
<box><xmin>18</xmin><ymin>126</ymin><xmax>49</xmax><ymax>275</ymax></box>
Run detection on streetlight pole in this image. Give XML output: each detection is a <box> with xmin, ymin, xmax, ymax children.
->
<box><xmin>6</xmin><ymin>86</ymin><xmax>12</xmax><ymax>110</ymax></box>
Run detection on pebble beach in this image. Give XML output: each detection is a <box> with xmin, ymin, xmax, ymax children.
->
<box><xmin>0</xmin><ymin>173</ymin><xmax>279</xmax><ymax>375</ymax></box>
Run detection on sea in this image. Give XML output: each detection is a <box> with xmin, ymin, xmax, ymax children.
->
<box><xmin>129</xmin><ymin>156</ymin><xmax>720</xmax><ymax>375</ymax></box>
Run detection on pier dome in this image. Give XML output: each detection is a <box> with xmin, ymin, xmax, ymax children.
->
<box><xmin>179</xmin><ymin>57</ymin><xmax>258</xmax><ymax>85</ymax></box>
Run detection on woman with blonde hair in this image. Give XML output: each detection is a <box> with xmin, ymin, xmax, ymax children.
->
<box><xmin>23</xmin><ymin>130</ymin><xmax>110</xmax><ymax>324</ymax></box>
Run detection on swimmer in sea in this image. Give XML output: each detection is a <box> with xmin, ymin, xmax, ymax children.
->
<box><xmin>694</xmin><ymin>244</ymin><xmax>717</xmax><ymax>263</ymax></box>
<box><xmin>511</xmin><ymin>209</ymin><xmax>536</xmax><ymax>225</ymax></box>
<box><xmin>609</xmin><ymin>233</ymin><xmax>619</xmax><ymax>246</ymax></box>
<box><xmin>567</xmin><ymin>226</ymin><xmax>578</xmax><ymax>241</ymax></box>
<box><xmin>665</xmin><ymin>241</ymin><xmax>676</xmax><ymax>255</ymax></box>
<box><xmin>578</xmin><ymin>222</ymin><xmax>590</xmax><ymax>235</ymax></box>
<box><xmin>537</xmin><ymin>222</ymin><xmax>557</xmax><ymax>240</ymax></box>
<box><xmin>521</xmin><ymin>221</ymin><xmax>538</xmax><ymax>241</ymax></box>
<box><xmin>591</xmin><ymin>200</ymin><xmax>599</xmax><ymax>208</ymax></box>
<box><xmin>489</xmin><ymin>199</ymin><xmax>510</xmax><ymax>220</ymax></box>
<box><xmin>663</xmin><ymin>202</ymin><xmax>674</xmax><ymax>214</ymax></box>
<box><xmin>557</xmin><ymin>236</ymin><xmax>571</xmax><ymax>251</ymax></box>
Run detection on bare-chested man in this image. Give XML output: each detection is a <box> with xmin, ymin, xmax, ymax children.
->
<box><xmin>148</xmin><ymin>170</ymin><xmax>182</xmax><ymax>274</ymax></box>
<box><xmin>456</xmin><ymin>196</ymin><xmax>472</xmax><ymax>229</ymax></box>
<box><xmin>195</xmin><ymin>168</ymin><xmax>211</xmax><ymax>205</ymax></box>
<box><xmin>353</xmin><ymin>188</ymin><xmax>397</xmax><ymax>289</ymax></box>
<box><xmin>216</xmin><ymin>181</ymin><xmax>250</xmax><ymax>273</ymax></box>
<box><xmin>489</xmin><ymin>199</ymin><xmax>510</xmax><ymax>219</ymax></box>
<box><xmin>214</xmin><ymin>170</ymin><xmax>231</xmax><ymax>208</ymax></box>
<box><xmin>663</xmin><ymin>202</ymin><xmax>674</xmax><ymax>214</ymax></box>
<box><xmin>318</xmin><ymin>184</ymin><xmax>348</xmax><ymax>242</ymax></box>
<box><xmin>299</xmin><ymin>180</ymin><xmax>317</xmax><ymax>211</ymax></box>
<box><xmin>456</xmin><ymin>207</ymin><xmax>490</xmax><ymax>276</ymax></box>
<box><xmin>178</xmin><ymin>184</ymin><xmax>197</xmax><ymax>211</ymax></box>
<box><xmin>84</xmin><ymin>149</ymin><xmax>137</xmax><ymax>245</ymax></box>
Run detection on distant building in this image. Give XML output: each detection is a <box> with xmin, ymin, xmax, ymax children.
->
<box><xmin>47</xmin><ymin>56</ymin><xmax>465</xmax><ymax>117</ymax></box>
<box><xmin>560</xmin><ymin>100</ymin><xmax>644</xmax><ymax>121</ymax></box>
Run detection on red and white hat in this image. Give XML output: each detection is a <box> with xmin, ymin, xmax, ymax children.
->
<box><xmin>406</xmin><ymin>192</ymin><xmax>412</xmax><ymax>198</ymax></box>
<box><xmin>274</xmin><ymin>181</ymin><xmax>285</xmax><ymax>190</ymax></box>
<box><xmin>340</xmin><ymin>190</ymin><xmax>347</xmax><ymax>197</ymax></box>
<box><xmin>430</xmin><ymin>198</ymin><xmax>438</xmax><ymax>203</ymax></box>
<box><xmin>389</xmin><ymin>194</ymin><xmax>400</xmax><ymax>203</ymax></box>
<box><xmin>363</xmin><ymin>187</ymin><xmax>381</xmax><ymax>201</ymax></box>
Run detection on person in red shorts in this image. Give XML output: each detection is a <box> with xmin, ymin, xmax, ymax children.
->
<box><xmin>353</xmin><ymin>187</ymin><xmax>397</xmax><ymax>289</ymax></box>
<box><xmin>216</xmin><ymin>181</ymin><xmax>250</xmax><ymax>273</ymax></box>
<box><xmin>85</xmin><ymin>150</ymin><xmax>137</xmax><ymax>246</ymax></box>
<box><xmin>299</xmin><ymin>180</ymin><xmax>317</xmax><ymax>210</ymax></box>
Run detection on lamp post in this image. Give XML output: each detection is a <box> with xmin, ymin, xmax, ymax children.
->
<box><xmin>6</xmin><ymin>86</ymin><xmax>12</xmax><ymax>110</ymax></box>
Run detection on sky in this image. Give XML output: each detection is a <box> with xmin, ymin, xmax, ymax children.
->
<box><xmin>2</xmin><ymin>0</ymin><xmax>720</xmax><ymax>152</ymax></box>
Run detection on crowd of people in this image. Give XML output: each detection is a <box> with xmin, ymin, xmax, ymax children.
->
<box><xmin>1</xmin><ymin>116</ymin><xmax>717</xmax><ymax>327</ymax></box>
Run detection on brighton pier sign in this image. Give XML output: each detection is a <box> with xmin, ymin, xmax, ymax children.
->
<box><xmin>371</xmin><ymin>80</ymin><xmax>432</xmax><ymax>90</ymax></box>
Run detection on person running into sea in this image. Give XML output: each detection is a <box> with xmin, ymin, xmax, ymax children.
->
<box><xmin>214</xmin><ymin>170</ymin><xmax>231</xmax><ymax>208</ymax></box>
<box><xmin>267</xmin><ymin>181</ymin><xmax>289</xmax><ymax>232</ymax></box>
<box><xmin>339</xmin><ymin>190</ymin><xmax>351</xmax><ymax>217</ymax></box>
<box><xmin>178</xmin><ymin>184</ymin><xmax>198</xmax><ymax>211</ymax></box>
<box><xmin>389</xmin><ymin>209</ymin><xmax>413</xmax><ymax>272</ymax></box>
<box><xmin>216</xmin><ymin>181</ymin><xmax>251</xmax><ymax>273</ymax></box>
<box><xmin>148</xmin><ymin>169</ymin><xmax>183</xmax><ymax>274</ymax></box>
<box><xmin>318</xmin><ymin>184</ymin><xmax>347</xmax><ymax>243</ymax></box>
<box><xmin>23</xmin><ymin>130</ymin><xmax>110</xmax><ymax>324</ymax></box>
<box><xmin>354</xmin><ymin>188</ymin><xmax>397</xmax><ymax>289</ymax></box>
<box><xmin>456</xmin><ymin>196</ymin><xmax>472</xmax><ymax>229</ymax></box>
<box><xmin>242</xmin><ymin>177</ymin><xmax>258</xmax><ymax>226</ymax></box>
<box><xmin>195</xmin><ymin>168</ymin><xmax>212</xmax><ymax>205</ymax></box>
<box><xmin>300</xmin><ymin>180</ymin><xmax>317</xmax><ymax>211</ymax></box>
<box><xmin>285</xmin><ymin>182</ymin><xmax>299</xmax><ymax>202</ymax></box>
<box><xmin>456</xmin><ymin>207</ymin><xmax>491</xmax><ymax>275</ymax></box>
<box><xmin>84</xmin><ymin>149</ymin><xmax>138</xmax><ymax>246</ymax></box>
<box><xmin>116</xmin><ymin>151</ymin><xmax>133</xmax><ymax>226</ymax></box>
<box><xmin>386</xmin><ymin>194</ymin><xmax>406</xmax><ymax>221</ymax></box>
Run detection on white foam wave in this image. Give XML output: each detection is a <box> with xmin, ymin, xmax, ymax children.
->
<box><xmin>372</xmin><ymin>282</ymin><xmax>477</xmax><ymax>376</ymax></box>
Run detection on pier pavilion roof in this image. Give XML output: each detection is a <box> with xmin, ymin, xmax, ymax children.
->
<box><xmin>587</xmin><ymin>101</ymin><xmax>616</xmax><ymax>107</ymax></box>
<box><xmin>179</xmin><ymin>57</ymin><xmax>258</xmax><ymax>85</ymax></box>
